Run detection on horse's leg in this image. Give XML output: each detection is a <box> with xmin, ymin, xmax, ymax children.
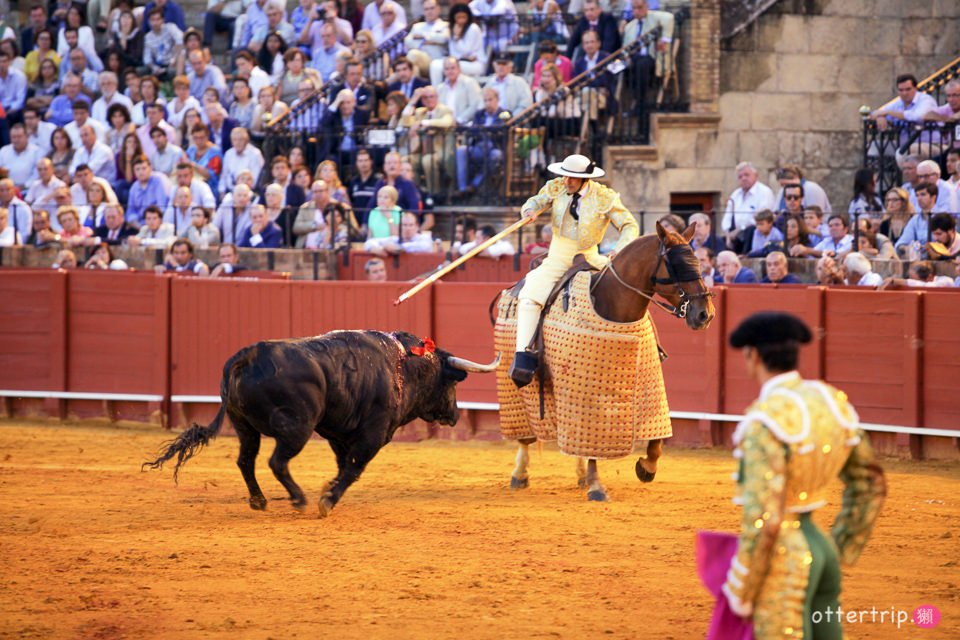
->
<box><xmin>586</xmin><ymin>458</ymin><xmax>608</xmax><ymax>502</ymax></box>
<box><xmin>510</xmin><ymin>436</ymin><xmax>536</xmax><ymax>489</ymax></box>
<box><xmin>575</xmin><ymin>457</ymin><xmax>587</xmax><ymax>489</ymax></box>
<box><xmin>636</xmin><ymin>439</ymin><xmax>663</xmax><ymax>483</ymax></box>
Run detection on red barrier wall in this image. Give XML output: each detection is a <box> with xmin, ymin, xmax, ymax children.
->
<box><xmin>290</xmin><ymin>281</ymin><xmax>432</xmax><ymax>337</ymax></box>
<box><xmin>921</xmin><ymin>290</ymin><xmax>960</xmax><ymax>430</ymax></box>
<box><xmin>336</xmin><ymin>251</ymin><xmax>534</xmax><ymax>283</ymax></box>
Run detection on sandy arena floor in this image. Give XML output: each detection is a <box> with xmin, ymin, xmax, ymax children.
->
<box><xmin>0</xmin><ymin>420</ymin><xmax>957</xmax><ymax>640</ymax></box>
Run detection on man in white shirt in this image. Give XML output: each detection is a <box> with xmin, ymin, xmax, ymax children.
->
<box><xmin>221</xmin><ymin>127</ymin><xmax>264</xmax><ymax>196</ymax></box>
<box><xmin>23</xmin><ymin>107</ymin><xmax>57</xmax><ymax>154</ymax></box>
<box><xmin>149</xmin><ymin>128</ymin><xmax>184</xmax><ymax>176</ymax></box>
<box><xmin>404</xmin><ymin>0</ymin><xmax>448</xmax><ymax>60</ymax></box>
<box><xmin>806</xmin><ymin>213</ymin><xmax>853</xmax><ymax>258</ymax></box>
<box><xmin>91</xmin><ymin>71</ymin><xmax>134</xmax><ymax>124</ymax></box>
<box><xmin>69</xmin><ymin>165</ymin><xmax>119</xmax><ymax>210</ymax></box>
<box><xmin>361</xmin><ymin>0</ymin><xmax>406</xmax><ymax>32</ymax></box>
<box><xmin>870</xmin><ymin>73</ymin><xmax>938</xmax><ymax>132</ymax></box>
<box><xmin>0</xmin><ymin>206</ymin><xmax>22</xmax><ymax>247</ymax></box>
<box><xmin>64</xmin><ymin>101</ymin><xmax>108</xmax><ymax>149</ymax></box>
<box><xmin>842</xmin><ymin>252</ymin><xmax>883</xmax><ymax>288</ymax></box>
<box><xmin>0</xmin><ymin>125</ymin><xmax>45</xmax><ymax>188</ymax></box>
<box><xmin>215</xmin><ymin>182</ymin><xmax>256</xmax><ymax>243</ymax></box>
<box><xmin>721</xmin><ymin>161</ymin><xmax>774</xmax><ymax>247</ymax></box>
<box><xmin>24</xmin><ymin>158</ymin><xmax>66</xmax><ymax>219</ymax></box>
<box><xmin>0</xmin><ymin>178</ymin><xmax>33</xmax><ymax>240</ymax></box>
<box><xmin>371</xmin><ymin>2</ymin><xmax>404</xmax><ymax>45</ymax></box>
<box><xmin>437</xmin><ymin>57</ymin><xmax>483</xmax><ymax>125</ymax></box>
<box><xmin>364</xmin><ymin>211</ymin><xmax>434</xmax><ymax>255</ymax></box>
<box><xmin>234</xmin><ymin>50</ymin><xmax>271</xmax><ymax>100</ymax></box>
<box><xmin>910</xmin><ymin>159</ymin><xmax>959</xmax><ymax>214</ymax></box>
<box><xmin>484</xmin><ymin>55</ymin><xmax>532</xmax><ymax>115</ymax></box>
<box><xmin>174</xmin><ymin>162</ymin><xmax>217</xmax><ymax>209</ymax></box>
<box><xmin>458</xmin><ymin>223</ymin><xmax>515</xmax><ymax>257</ymax></box>
<box><xmin>69</xmin><ymin>125</ymin><xmax>116</xmax><ymax>183</ymax></box>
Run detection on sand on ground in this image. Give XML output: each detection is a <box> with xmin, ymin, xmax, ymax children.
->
<box><xmin>0</xmin><ymin>420</ymin><xmax>957</xmax><ymax>639</ymax></box>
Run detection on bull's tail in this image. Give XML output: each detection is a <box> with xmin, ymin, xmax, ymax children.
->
<box><xmin>141</xmin><ymin>404</ymin><xmax>227</xmax><ymax>483</ymax></box>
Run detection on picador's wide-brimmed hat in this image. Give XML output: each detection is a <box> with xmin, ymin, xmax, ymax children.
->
<box><xmin>548</xmin><ymin>154</ymin><xmax>605</xmax><ymax>179</ymax></box>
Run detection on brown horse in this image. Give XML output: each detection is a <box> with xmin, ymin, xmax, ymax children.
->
<box><xmin>505</xmin><ymin>221</ymin><xmax>715</xmax><ymax>500</ymax></box>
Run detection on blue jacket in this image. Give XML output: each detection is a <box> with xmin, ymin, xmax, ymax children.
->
<box><xmin>238</xmin><ymin>221</ymin><xmax>283</xmax><ymax>248</ymax></box>
<box><xmin>760</xmin><ymin>274</ymin><xmax>802</xmax><ymax>284</ymax></box>
<box><xmin>143</xmin><ymin>0</ymin><xmax>186</xmax><ymax>31</ymax></box>
<box><xmin>717</xmin><ymin>267</ymin><xmax>758</xmax><ymax>284</ymax></box>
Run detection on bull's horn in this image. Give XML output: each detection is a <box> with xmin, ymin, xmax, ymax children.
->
<box><xmin>447</xmin><ymin>353</ymin><xmax>501</xmax><ymax>373</ymax></box>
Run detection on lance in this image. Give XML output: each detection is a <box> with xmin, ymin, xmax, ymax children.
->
<box><xmin>393</xmin><ymin>205</ymin><xmax>548</xmax><ymax>306</ymax></box>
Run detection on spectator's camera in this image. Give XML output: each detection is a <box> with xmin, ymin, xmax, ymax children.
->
<box><xmin>316</xmin><ymin>7</ymin><xmax>326</xmax><ymax>19</ymax></box>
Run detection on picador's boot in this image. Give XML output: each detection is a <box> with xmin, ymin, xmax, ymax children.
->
<box><xmin>509</xmin><ymin>350</ymin><xmax>539</xmax><ymax>388</ymax></box>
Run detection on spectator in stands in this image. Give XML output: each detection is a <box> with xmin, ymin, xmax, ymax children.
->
<box><xmin>182</xmin><ymin>206</ymin><xmax>221</xmax><ymax>248</ymax></box>
<box><xmin>432</xmin><ymin>5</ymin><xmax>485</xmax><ymax>85</ymax></box>
<box><xmin>250</xmin><ymin>86</ymin><xmax>289</xmax><ymax>141</ymax></box>
<box><xmin>842</xmin><ymin>252</ymin><xmax>883</xmax><ymax>288</ymax></box>
<box><xmin>114</xmin><ymin>133</ymin><xmax>144</xmax><ymax>204</ymax></box>
<box><xmin>774</xmin><ymin>164</ymin><xmax>832</xmax><ymax>214</ymax></box>
<box><xmin>945</xmin><ymin>149</ymin><xmax>960</xmax><ymax>191</ymax></box>
<box><xmin>128</xmin><ymin>205</ymin><xmax>176</xmax><ymax>248</ymax></box>
<box><xmin>23</xmin><ymin>107</ymin><xmax>56</xmax><ymax>155</ymax></box>
<box><xmin>29</xmin><ymin>58</ymin><xmax>60</xmax><ymax>113</ymax></box>
<box><xmin>24</xmin><ymin>210</ymin><xmax>58</xmax><ymax>247</ymax></box>
<box><xmin>166</xmin><ymin>76</ymin><xmax>200</xmax><ymax>130</ymax></box>
<box><xmin>309</xmin><ymin>0</ymin><xmax>356</xmax><ymax>47</ymax></box>
<box><xmin>364</xmin><ymin>257</ymin><xmax>388</xmax><ymax>281</ymax></box>
<box><xmin>70</xmin><ymin>124</ymin><xmax>116</xmax><ymax>183</ymax></box>
<box><xmin>239</xmin><ymin>204</ymin><xmax>283</xmax><ymax>248</ymax></box>
<box><xmin>134</xmin><ymin>104</ymin><xmax>175</xmax><ymax>160</ymax></box>
<box><xmin>216</xmin><ymin>182</ymin><xmax>256</xmax><ymax>243</ymax></box>
<box><xmin>21</xmin><ymin>5</ymin><xmax>49</xmax><ymax>57</ymax></box>
<box><xmin>233</xmin><ymin>51</ymin><xmax>272</xmax><ymax>103</ymax></box>
<box><xmin>715</xmin><ymin>250</ymin><xmax>757</xmax><ymax>284</ymax></box>
<box><xmin>127</xmin><ymin>155</ymin><xmax>172</xmax><ymax>225</ymax></box>
<box><xmin>372</xmin><ymin>151</ymin><xmax>421</xmax><ymax>214</ymax></box>
<box><xmin>657</xmin><ymin>213</ymin><xmax>685</xmax><ymax>235</ymax></box>
<box><xmin>45</xmin><ymin>74</ymin><xmax>86</xmax><ymax>127</ymax></box>
<box><xmin>210</xmin><ymin>242</ymin><xmax>245</xmax><ymax>277</ymax></box>
<box><xmin>205</xmin><ymin>104</ymin><xmax>238</xmax><ymax>154</ymax></box>
<box><xmin>0</xmin><ymin>124</ymin><xmax>43</xmax><ymax>189</ymax></box>
<box><xmin>165</xmin><ymin>185</ymin><xmax>194</xmax><ymax>234</ymax></box>
<box><xmin>25</xmin><ymin>158</ymin><xmax>66</xmax><ymax>219</ymax></box>
<box><xmin>319</xmin><ymin>89</ymin><xmax>363</xmax><ymax>168</ymax></box>
<box><xmin>81</xmin><ymin>180</ymin><xmax>110</xmax><ymax>228</ymax></box>
<box><xmin>403</xmin><ymin>85</ymin><xmax>456</xmax><ymax>199</ymax></box>
<box><xmin>276</xmin><ymin>49</ymin><xmax>322</xmax><ymax>106</ymax></box>
<box><xmin>149</xmin><ymin>127</ymin><xmax>184</xmax><ymax>177</ymax></box>
<box><xmin>371</xmin><ymin>2</ymin><xmax>404</xmax><ymax>45</ymax></box>
<box><xmin>362</xmin><ymin>0</ymin><xmax>406</xmax><ymax>32</ymax></box>
<box><xmin>405</xmin><ymin>0</ymin><xmax>449</xmax><ymax>61</ymax></box>
<box><xmin>132</xmin><ymin>77</ymin><xmax>167</xmax><ymax>128</ymax></box>
<box><xmin>457</xmin><ymin>223</ymin><xmax>515</xmax><ymax>258</ymax></box>
<box><xmin>760</xmin><ymin>251</ymin><xmax>800</xmax><ymax>284</ymax></box>
<box><xmin>93</xmin><ymin>204</ymin><xmax>136</xmax><ymax>245</ymax></box>
<box><xmin>221</xmin><ymin>128</ymin><xmax>264</xmax><ymax>197</ymax></box>
<box><xmin>172</xmin><ymin>162</ymin><xmax>215</xmax><ymax>211</ymax></box>
<box><xmin>83</xmin><ymin>242</ymin><xmax>114</xmax><ymax>270</ymax></box>
<box><xmin>387</xmin><ymin>56</ymin><xmax>429</xmax><ymax>100</ymax></box>
<box><xmin>316</xmin><ymin>160</ymin><xmax>350</xmax><ymax>204</ymax></box>
<box><xmin>159</xmin><ymin>237</ymin><xmax>210</xmax><ymax>275</ymax></box>
<box><xmin>526</xmin><ymin>0</ymin><xmax>569</xmax><ymax>49</ymax></box>
<box><xmin>486</xmin><ymin>55</ymin><xmax>533</xmax><ymax>115</ymax></box>
<box><xmin>882</xmin><ymin>260</ymin><xmax>954</xmax><ymax>289</ymax></box>
<box><xmin>567</xmin><ymin>0</ymin><xmax>620</xmax><ymax>61</ymax></box>
<box><xmin>229</xmin><ymin>79</ymin><xmax>256</xmax><ymax>130</ymax></box>
<box><xmin>895</xmin><ymin>182</ymin><xmax>937</xmax><ymax>254</ymax></box>
<box><xmin>783</xmin><ymin>213</ymin><xmax>814</xmax><ymax>258</ymax></box>
<box><xmin>64</xmin><ymin>101</ymin><xmax>108</xmax><ymax>149</ymax></box>
<box><xmin>738</xmin><ymin>209</ymin><xmax>783</xmax><ymax>258</ymax></box>
<box><xmin>437</xmin><ymin>57</ymin><xmax>483</xmax><ymax>125</ymax></box>
<box><xmin>929</xmin><ymin>213</ymin><xmax>960</xmax><ymax>258</ymax></box>
<box><xmin>354</xmin><ymin>30</ymin><xmax>391</xmax><ymax>82</ymax></box>
<box><xmin>91</xmin><ymin>72</ymin><xmax>132</xmax><ymax>126</ymax></box>
<box><xmin>262</xmin><ymin>183</ymin><xmax>291</xmax><ymax>242</ymax></box>
<box><xmin>363</xmin><ymin>211</ymin><xmax>433</xmax><ymax>255</ymax></box>
<box><xmin>693</xmin><ymin>247</ymin><xmax>716</xmax><ymax>286</ymax></box>
<box><xmin>105</xmin><ymin>104</ymin><xmax>136</xmax><ymax>160</ymax></box>
<box><xmin>55</xmin><ymin>206</ymin><xmax>92</xmax><ymax>246</ymax></box>
<box><xmin>802</xmin><ymin>205</ymin><xmax>827</xmax><ymax>243</ymax></box>
<box><xmin>52</xmin><ymin>249</ymin><xmax>78</xmax><ymax>269</ymax></box>
<box><xmin>532</xmin><ymin>64</ymin><xmax>580</xmax><ymax>166</ymax></box>
<box><xmin>185</xmin><ymin>124</ymin><xmax>223</xmax><ymax>196</ymax></box>
<box><xmin>313</xmin><ymin>201</ymin><xmax>357</xmax><ymax>249</ymax></box>
<box><xmin>687</xmin><ymin>212</ymin><xmax>722</xmax><ymax>252</ymax></box>
<box><xmin>287</xmin><ymin>78</ymin><xmax>325</xmax><ymax>132</ymax></box>
<box><xmin>524</xmin><ymin>223</ymin><xmax>551</xmax><ymax>257</ymax></box>
<box><xmin>329</xmin><ymin>60</ymin><xmax>375</xmax><ymax>123</ymax></box>
<box><xmin>869</xmin><ymin>73</ymin><xmax>937</xmax><ymax>133</ymax></box>
<box><xmin>573</xmin><ymin>30</ymin><xmax>613</xmax><ymax>98</ymax></box>
<box><xmin>145</xmin><ymin>0</ymin><xmax>187</xmax><ymax>30</ymax></box>
<box><xmin>188</xmin><ymin>50</ymin><xmax>226</xmax><ymax>102</ymax></box>
<box><xmin>365</xmin><ymin>184</ymin><xmax>401</xmax><ymax>239</ymax></box>
<box><xmin>533</xmin><ymin>40</ymin><xmax>572</xmax><ymax>88</ymax></box>
<box><xmin>0</xmin><ymin>176</ymin><xmax>32</xmax><ymax>233</ymax></box>
<box><xmin>349</xmin><ymin>149</ymin><xmax>380</xmax><ymax>228</ymax></box>
<box><xmin>294</xmin><ymin>179</ymin><xmax>331</xmax><ymax>248</ymax></box>
<box><xmin>0</xmin><ymin>207</ymin><xmax>21</xmax><ymax>246</ymax></box>
<box><xmin>143</xmin><ymin>8</ymin><xmax>183</xmax><ymax>81</ymax></box>
<box><xmin>778</xmin><ymin>182</ymin><xmax>805</xmax><ymax>230</ymax></box>
<box><xmin>798</xmin><ymin>213</ymin><xmax>853</xmax><ymax>259</ymax></box>
<box><xmin>848</xmin><ymin>168</ymin><xmax>883</xmax><ymax>221</ymax></box>
<box><xmin>203</xmin><ymin>0</ymin><xmax>245</xmax><ymax>47</ymax></box>
<box><xmin>457</xmin><ymin>87</ymin><xmax>509</xmax><ymax>195</ymax></box>
<box><xmin>69</xmin><ymin>165</ymin><xmax>117</xmax><ymax>219</ymax></box>
<box><xmin>309</xmin><ymin>23</ymin><xmax>348</xmax><ymax>82</ymax></box>
<box><xmin>912</xmin><ymin>159</ymin><xmax>958</xmax><ymax>213</ymax></box>
<box><xmin>622</xmin><ymin>0</ymin><xmax>674</xmax><ymax>108</ymax></box>
<box><xmin>923</xmin><ymin>78</ymin><xmax>960</xmax><ymax>127</ymax></box>
<box><xmin>856</xmin><ymin>218</ymin><xmax>897</xmax><ymax>261</ymax></box>
<box><xmin>266</xmin><ymin>155</ymin><xmax>306</xmax><ymax>209</ymax></box>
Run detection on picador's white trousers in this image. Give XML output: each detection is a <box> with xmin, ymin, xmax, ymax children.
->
<box><xmin>515</xmin><ymin>236</ymin><xmax>607</xmax><ymax>351</ymax></box>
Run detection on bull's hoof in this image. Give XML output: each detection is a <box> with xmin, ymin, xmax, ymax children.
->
<box><xmin>635</xmin><ymin>459</ymin><xmax>657</xmax><ymax>483</ymax></box>
<box><xmin>510</xmin><ymin>476</ymin><xmax>529</xmax><ymax>490</ymax></box>
<box><xmin>249</xmin><ymin>495</ymin><xmax>267</xmax><ymax>511</ymax></box>
<box><xmin>587</xmin><ymin>489</ymin><xmax>608</xmax><ymax>502</ymax></box>
<box><xmin>318</xmin><ymin>496</ymin><xmax>335</xmax><ymax>519</ymax></box>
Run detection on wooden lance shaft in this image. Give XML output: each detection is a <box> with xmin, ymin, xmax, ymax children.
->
<box><xmin>393</xmin><ymin>206</ymin><xmax>547</xmax><ymax>306</ymax></box>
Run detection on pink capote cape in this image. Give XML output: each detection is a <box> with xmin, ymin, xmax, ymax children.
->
<box><xmin>695</xmin><ymin>530</ymin><xmax>754</xmax><ymax>640</ymax></box>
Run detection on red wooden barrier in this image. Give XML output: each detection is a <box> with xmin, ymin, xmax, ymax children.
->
<box><xmin>66</xmin><ymin>270</ymin><xmax>169</xmax><ymax>420</ymax></box>
<box><xmin>921</xmin><ymin>290</ymin><xmax>960</xmax><ymax>430</ymax></box>
<box><xmin>290</xmin><ymin>281</ymin><xmax>433</xmax><ymax>337</ymax></box>
<box><xmin>720</xmin><ymin>285</ymin><xmax>824</xmax><ymax>414</ymax></box>
<box><xmin>823</xmin><ymin>289</ymin><xmax>922</xmax><ymax>427</ymax></box>
<box><xmin>0</xmin><ymin>270</ymin><xmax>66</xmax><ymax>416</ymax></box>
<box><xmin>336</xmin><ymin>250</ymin><xmax>535</xmax><ymax>283</ymax></box>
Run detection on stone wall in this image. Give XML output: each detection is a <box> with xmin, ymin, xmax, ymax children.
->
<box><xmin>609</xmin><ymin>0</ymin><xmax>960</xmax><ymax>224</ymax></box>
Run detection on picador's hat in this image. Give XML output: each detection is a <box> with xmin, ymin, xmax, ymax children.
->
<box><xmin>729</xmin><ymin>312</ymin><xmax>812</xmax><ymax>349</ymax></box>
<box><xmin>548</xmin><ymin>154</ymin><xmax>605</xmax><ymax>179</ymax></box>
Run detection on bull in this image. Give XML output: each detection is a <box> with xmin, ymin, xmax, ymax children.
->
<box><xmin>144</xmin><ymin>330</ymin><xmax>498</xmax><ymax>517</ymax></box>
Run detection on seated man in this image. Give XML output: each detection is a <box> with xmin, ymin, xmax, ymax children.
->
<box><xmin>760</xmin><ymin>251</ymin><xmax>801</xmax><ymax>284</ymax></box>
<box><xmin>773</xmin><ymin>164</ymin><xmax>832</xmax><ymax>214</ymax></box>
<box><xmin>401</xmin><ymin>86</ymin><xmax>455</xmax><ymax>198</ymax></box>
<box><xmin>0</xmin><ymin>124</ymin><xmax>44</xmax><ymax>189</ymax></box>
<box><xmin>24</xmin><ymin>210</ymin><xmax>59</xmax><ymax>247</ymax></box>
<box><xmin>457</xmin><ymin>224</ymin><xmax>515</xmax><ymax>258</ymax></box>
<box><xmin>363</xmin><ymin>211</ymin><xmax>434</xmax><ymax>256</ymax></box>
<box><xmin>128</xmin><ymin>205</ymin><xmax>176</xmax><ymax>248</ymax></box>
<box><xmin>842</xmin><ymin>252</ymin><xmax>883</xmax><ymax>288</ymax></box>
<box><xmin>210</xmin><ymin>242</ymin><xmax>246</xmax><ymax>277</ymax></box>
<box><xmin>93</xmin><ymin>204</ymin><xmax>137</xmax><ymax>245</ymax></box>
<box><xmin>238</xmin><ymin>205</ymin><xmax>283</xmax><ymax>248</ymax></box>
<box><xmin>695</xmin><ymin>246</ymin><xmax>717</xmax><ymax>286</ymax></box>
<box><xmin>715</xmin><ymin>250</ymin><xmax>757</xmax><ymax>284</ymax></box>
<box><xmin>456</xmin><ymin>87</ymin><xmax>509</xmax><ymax>194</ymax></box>
<box><xmin>0</xmin><ymin>206</ymin><xmax>21</xmax><ymax>246</ymax></box>
<box><xmin>882</xmin><ymin>260</ymin><xmax>955</xmax><ymax>289</ymax></box>
<box><xmin>157</xmin><ymin>237</ymin><xmax>210</xmax><ymax>275</ymax></box>
<box><xmin>622</xmin><ymin>0</ymin><xmax>674</xmax><ymax>107</ymax></box>
<box><xmin>484</xmin><ymin>55</ymin><xmax>532</xmax><ymax>115</ymax></box>
<box><xmin>796</xmin><ymin>213</ymin><xmax>853</xmax><ymax>259</ymax></box>
<box><xmin>364</xmin><ymin>257</ymin><xmax>388</xmax><ymax>281</ymax></box>
<box><xmin>928</xmin><ymin>213</ymin><xmax>960</xmax><ymax>258</ymax></box>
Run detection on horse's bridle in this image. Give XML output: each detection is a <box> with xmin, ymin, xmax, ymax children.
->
<box><xmin>595</xmin><ymin>241</ymin><xmax>713</xmax><ymax>319</ymax></box>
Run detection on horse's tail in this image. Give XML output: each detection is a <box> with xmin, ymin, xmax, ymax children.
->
<box><xmin>141</xmin><ymin>404</ymin><xmax>227</xmax><ymax>483</ymax></box>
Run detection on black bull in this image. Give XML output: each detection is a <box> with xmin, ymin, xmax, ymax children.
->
<box><xmin>144</xmin><ymin>331</ymin><xmax>497</xmax><ymax>517</ymax></box>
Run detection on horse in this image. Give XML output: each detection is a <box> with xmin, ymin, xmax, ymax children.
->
<box><xmin>498</xmin><ymin>221</ymin><xmax>715</xmax><ymax>501</ymax></box>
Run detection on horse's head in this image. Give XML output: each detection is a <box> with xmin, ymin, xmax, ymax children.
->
<box><xmin>653</xmin><ymin>221</ymin><xmax>715</xmax><ymax>330</ymax></box>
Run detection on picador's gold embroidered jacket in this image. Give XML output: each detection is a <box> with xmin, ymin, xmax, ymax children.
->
<box><xmin>722</xmin><ymin>371</ymin><xmax>886</xmax><ymax>633</ymax></box>
<box><xmin>520</xmin><ymin>177</ymin><xmax>639</xmax><ymax>252</ymax></box>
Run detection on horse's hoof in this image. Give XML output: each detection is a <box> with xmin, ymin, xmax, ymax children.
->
<box><xmin>587</xmin><ymin>490</ymin><xmax>608</xmax><ymax>502</ymax></box>
<box><xmin>577</xmin><ymin>477</ymin><xmax>588</xmax><ymax>489</ymax></box>
<box><xmin>635</xmin><ymin>459</ymin><xmax>657</xmax><ymax>483</ymax></box>
<box><xmin>249</xmin><ymin>495</ymin><xmax>267</xmax><ymax>511</ymax></box>
<box><xmin>318</xmin><ymin>496</ymin><xmax>335</xmax><ymax>518</ymax></box>
<box><xmin>291</xmin><ymin>498</ymin><xmax>308</xmax><ymax>512</ymax></box>
<box><xmin>510</xmin><ymin>476</ymin><xmax>529</xmax><ymax>490</ymax></box>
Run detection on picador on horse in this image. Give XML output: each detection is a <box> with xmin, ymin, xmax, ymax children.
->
<box><xmin>495</xmin><ymin>154</ymin><xmax>716</xmax><ymax>501</ymax></box>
